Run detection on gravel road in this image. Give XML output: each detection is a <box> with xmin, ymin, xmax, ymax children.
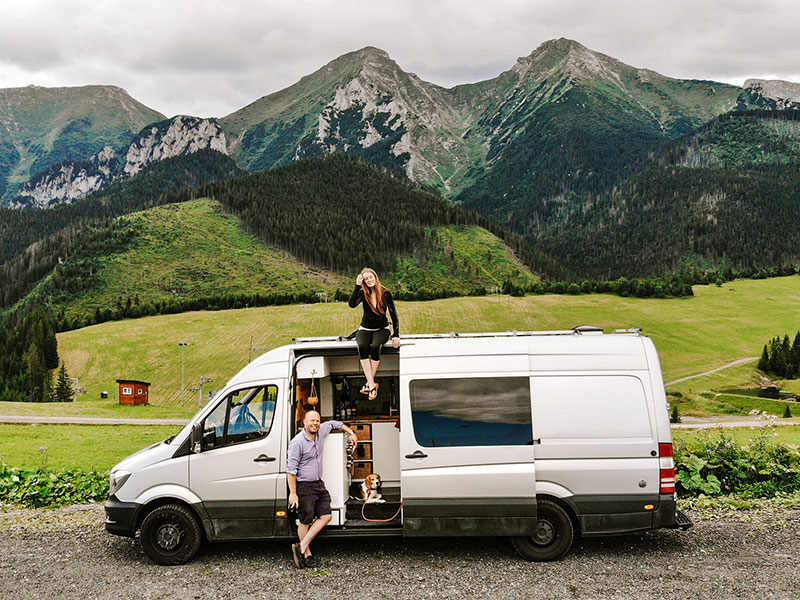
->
<box><xmin>1</xmin><ymin>505</ymin><xmax>798</xmax><ymax>600</ymax></box>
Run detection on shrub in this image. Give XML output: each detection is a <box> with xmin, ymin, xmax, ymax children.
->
<box><xmin>783</xmin><ymin>404</ymin><xmax>793</xmax><ymax>418</ymax></box>
<box><xmin>670</xmin><ymin>405</ymin><xmax>681</xmax><ymax>423</ymax></box>
<box><xmin>0</xmin><ymin>462</ymin><xmax>108</xmax><ymax>508</ymax></box>
<box><xmin>674</xmin><ymin>424</ymin><xmax>800</xmax><ymax>498</ymax></box>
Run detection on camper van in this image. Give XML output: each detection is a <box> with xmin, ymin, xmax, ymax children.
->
<box><xmin>105</xmin><ymin>327</ymin><xmax>692</xmax><ymax>565</ymax></box>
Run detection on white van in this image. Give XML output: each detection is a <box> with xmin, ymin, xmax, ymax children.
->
<box><xmin>105</xmin><ymin>327</ymin><xmax>692</xmax><ymax>565</ymax></box>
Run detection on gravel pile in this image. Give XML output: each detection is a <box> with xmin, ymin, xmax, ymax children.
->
<box><xmin>1</xmin><ymin>504</ymin><xmax>798</xmax><ymax>600</ymax></box>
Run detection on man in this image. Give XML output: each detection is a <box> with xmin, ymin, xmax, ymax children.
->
<box><xmin>287</xmin><ymin>410</ymin><xmax>358</xmax><ymax>568</ymax></box>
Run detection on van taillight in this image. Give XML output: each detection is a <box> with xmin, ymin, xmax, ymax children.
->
<box><xmin>659</xmin><ymin>442</ymin><xmax>675</xmax><ymax>494</ymax></box>
<box><xmin>660</xmin><ymin>467</ymin><xmax>675</xmax><ymax>494</ymax></box>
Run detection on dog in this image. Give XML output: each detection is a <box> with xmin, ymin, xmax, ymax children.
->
<box><xmin>360</xmin><ymin>473</ymin><xmax>385</xmax><ymax>503</ymax></box>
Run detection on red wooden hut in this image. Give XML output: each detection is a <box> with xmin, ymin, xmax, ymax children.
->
<box><xmin>116</xmin><ymin>379</ymin><xmax>151</xmax><ymax>405</ymax></box>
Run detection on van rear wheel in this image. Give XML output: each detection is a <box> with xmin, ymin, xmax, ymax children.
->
<box><xmin>140</xmin><ymin>504</ymin><xmax>202</xmax><ymax>565</ymax></box>
<box><xmin>512</xmin><ymin>499</ymin><xmax>573</xmax><ymax>561</ymax></box>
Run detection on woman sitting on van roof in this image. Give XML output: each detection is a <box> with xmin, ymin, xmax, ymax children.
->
<box><xmin>348</xmin><ymin>268</ymin><xmax>400</xmax><ymax>400</ymax></box>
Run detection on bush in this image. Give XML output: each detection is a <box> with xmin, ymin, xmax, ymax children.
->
<box><xmin>783</xmin><ymin>404</ymin><xmax>793</xmax><ymax>418</ymax></box>
<box><xmin>0</xmin><ymin>462</ymin><xmax>108</xmax><ymax>508</ymax></box>
<box><xmin>674</xmin><ymin>424</ymin><xmax>800</xmax><ymax>498</ymax></box>
<box><xmin>670</xmin><ymin>405</ymin><xmax>681</xmax><ymax>423</ymax></box>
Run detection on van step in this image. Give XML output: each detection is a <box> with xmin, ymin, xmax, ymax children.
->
<box><xmin>346</xmin><ymin>500</ymin><xmax>402</xmax><ymax>523</ymax></box>
<box><xmin>675</xmin><ymin>509</ymin><xmax>694</xmax><ymax>530</ymax></box>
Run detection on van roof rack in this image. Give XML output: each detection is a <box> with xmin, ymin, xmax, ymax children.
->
<box><xmin>293</xmin><ymin>326</ymin><xmax>640</xmax><ymax>344</ymax></box>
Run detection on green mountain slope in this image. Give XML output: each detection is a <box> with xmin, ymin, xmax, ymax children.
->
<box><xmin>20</xmin><ymin>197</ymin><xmax>539</xmax><ymax>324</ymax></box>
<box><xmin>191</xmin><ymin>154</ymin><xmax>554</xmax><ymax>278</ymax></box>
<box><xmin>536</xmin><ymin>111</ymin><xmax>800</xmax><ymax>279</ymax></box>
<box><xmin>0</xmin><ymin>85</ymin><xmax>165</xmax><ymax>203</ymax></box>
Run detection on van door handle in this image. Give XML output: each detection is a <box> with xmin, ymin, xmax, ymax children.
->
<box><xmin>405</xmin><ymin>450</ymin><xmax>428</xmax><ymax>459</ymax></box>
<box><xmin>253</xmin><ymin>454</ymin><xmax>276</xmax><ymax>463</ymax></box>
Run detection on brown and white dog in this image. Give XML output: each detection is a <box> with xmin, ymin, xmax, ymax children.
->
<box><xmin>361</xmin><ymin>473</ymin><xmax>385</xmax><ymax>503</ymax></box>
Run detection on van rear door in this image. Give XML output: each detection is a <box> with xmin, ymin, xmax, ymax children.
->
<box><xmin>399</xmin><ymin>340</ymin><xmax>538</xmax><ymax>536</ymax></box>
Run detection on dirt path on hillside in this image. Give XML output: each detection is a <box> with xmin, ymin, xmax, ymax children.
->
<box><xmin>664</xmin><ymin>357</ymin><xmax>759</xmax><ymax>386</ymax></box>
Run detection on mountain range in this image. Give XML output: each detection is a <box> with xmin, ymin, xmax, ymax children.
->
<box><xmin>5</xmin><ymin>38</ymin><xmax>799</xmax><ymax>210</ymax></box>
<box><xmin>1</xmin><ymin>38</ymin><xmax>799</xmax><ymax>286</ymax></box>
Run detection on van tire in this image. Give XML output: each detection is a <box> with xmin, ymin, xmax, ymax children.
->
<box><xmin>140</xmin><ymin>504</ymin><xmax>202</xmax><ymax>565</ymax></box>
<box><xmin>511</xmin><ymin>499</ymin><xmax>573</xmax><ymax>561</ymax></box>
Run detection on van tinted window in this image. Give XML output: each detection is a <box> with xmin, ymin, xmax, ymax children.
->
<box><xmin>409</xmin><ymin>377</ymin><xmax>532</xmax><ymax>447</ymax></box>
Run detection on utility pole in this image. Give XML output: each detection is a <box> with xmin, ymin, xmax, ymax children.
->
<box><xmin>178</xmin><ymin>342</ymin><xmax>188</xmax><ymax>407</ymax></box>
<box><xmin>249</xmin><ymin>336</ymin><xmax>267</xmax><ymax>363</ymax></box>
<box><xmin>197</xmin><ymin>376</ymin><xmax>213</xmax><ymax>407</ymax></box>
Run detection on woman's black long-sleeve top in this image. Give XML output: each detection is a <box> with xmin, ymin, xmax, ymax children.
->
<box><xmin>348</xmin><ymin>285</ymin><xmax>399</xmax><ymax>337</ymax></box>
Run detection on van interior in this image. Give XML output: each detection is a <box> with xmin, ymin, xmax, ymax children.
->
<box><xmin>292</xmin><ymin>348</ymin><xmax>402</xmax><ymax>529</ymax></box>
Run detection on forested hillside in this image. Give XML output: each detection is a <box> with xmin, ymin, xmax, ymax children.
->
<box><xmin>0</xmin><ymin>150</ymin><xmax>243</xmax><ymax>309</ymax></box>
<box><xmin>536</xmin><ymin>111</ymin><xmax>800</xmax><ymax>279</ymax></box>
<box><xmin>189</xmin><ymin>154</ymin><xmax>559</xmax><ymax>277</ymax></box>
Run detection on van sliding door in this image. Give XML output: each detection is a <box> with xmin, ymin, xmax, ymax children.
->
<box><xmin>399</xmin><ymin>341</ymin><xmax>537</xmax><ymax>537</ymax></box>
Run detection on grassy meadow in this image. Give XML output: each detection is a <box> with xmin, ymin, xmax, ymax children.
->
<box><xmin>25</xmin><ymin>274</ymin><xmax>798</xmax><ymax>416</ymax></box>
<box><xmin>0</xmin><ymin>424</ymin><xmax>179</xmax><ymax>471</ymax></box>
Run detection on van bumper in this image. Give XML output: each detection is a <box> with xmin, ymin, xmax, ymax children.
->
<box><xmin>653</xmin><ymin>495</ymin><xmax>678</xmax><ymax>529</ymax></box>
<box><xmin>104</xmin><ymin>496</ymin><xmax>139</xmax><ymax>538</ymax></box>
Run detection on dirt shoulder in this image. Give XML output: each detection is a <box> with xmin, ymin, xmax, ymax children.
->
<box><xmin>1</xmin><ymin>504</ymin><xmax>798</xmax><ymax>600</ymax></box>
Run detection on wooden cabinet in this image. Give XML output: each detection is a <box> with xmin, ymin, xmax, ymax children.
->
<box><xmin>345</xmin><ymin>421</ymin><xmax>400</xmax><ymax>484</ymax></box>
<box><xmin>347</xmin><ymin>422</ymin><xmax>372</xmax><ymax>480</ymax></box>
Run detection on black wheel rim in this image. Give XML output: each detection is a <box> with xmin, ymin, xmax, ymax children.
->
<box><xmin>533</xmin><ymin>517</ymin><xmax>556</xmax><ymax>546</ymax></box>
<box><xmin>155</xmin><ymin>520</ymin><xmax>185</xmax><ymax>552</ymax></box>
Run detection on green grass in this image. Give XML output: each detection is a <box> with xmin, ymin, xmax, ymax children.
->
<box><xmin>8</xmin><ymin>274</ymin><xmax>800</xmax><ymax>413</ymax></box>
<box><xmin>0</xmin><ymin>424</ymin><xmax>180</xmax><ymax>471</ymax></box>
<box><xmin>673</xmin><ymin>425</ymin><xmax>800</xmax><ymax>447</ymax></box>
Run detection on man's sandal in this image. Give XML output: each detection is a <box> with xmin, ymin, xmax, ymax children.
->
<box><xmin>291</xmin><ymin>543</ymin><xmax>305</xmax><ymax>568</ymax></box>
<box><xmin>368</xmin><ymin>383</ymin><xmax>379</xmax><ymax>400</ymax></box>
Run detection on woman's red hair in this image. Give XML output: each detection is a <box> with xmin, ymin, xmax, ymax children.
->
<box><xmin>360</xmin><ymin>268</ymin><xmax>388</xmax><ymax>316</ymax></box>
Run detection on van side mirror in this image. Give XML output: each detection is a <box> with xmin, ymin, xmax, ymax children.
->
<box><xmin>191</xmin><ymin>421</ymin><xmax>203</xmax><ymax>453</ymax></box>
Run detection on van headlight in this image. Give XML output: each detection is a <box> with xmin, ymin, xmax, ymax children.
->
<box><xmin>109</xmin><ymin>471</ymin><xmax>131</xmax><ymax>496</ymax></box>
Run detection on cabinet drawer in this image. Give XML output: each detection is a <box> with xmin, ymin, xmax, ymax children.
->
<box><xmin>352</xmin><ymin>461</ymin><xmax>373</xmax><ymax>480</ymax></box>
<box><xmin>353</xmin><ymin>442</ymin><xmax>372</xmax><ymax>460</ymax></box>
<box><xmin>350</xmin><ymin>424</ymin><xmax>372</xmax><ymax>441</ymax></box>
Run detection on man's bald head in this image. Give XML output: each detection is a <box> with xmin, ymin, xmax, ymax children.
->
<box><xmin>303</xmin><ymin>410</ymin><xmax>321</xmax><ymax>436</ymax></box>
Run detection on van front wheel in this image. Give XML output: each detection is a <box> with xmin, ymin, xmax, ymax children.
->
<box><xmin>512</xmin><ymin>499</ymin><xmax>573</xmax><ymax>561</ymax></box>
<box><xmin>140</xmin><ymin>504</ymin><xmax>203</xmax><ymax>565</ymax></box>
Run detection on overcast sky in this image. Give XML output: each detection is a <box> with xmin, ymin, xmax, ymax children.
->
<box><xmin>1</xmin><ymin>0</ymin><xmax>797</xmax><ymax>118</ymax></box>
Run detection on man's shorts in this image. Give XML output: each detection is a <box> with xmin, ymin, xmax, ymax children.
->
<box><xmin>296</xmin><ymin>480</ymin><xmax>332</xmax><ymax>525</ymax></box>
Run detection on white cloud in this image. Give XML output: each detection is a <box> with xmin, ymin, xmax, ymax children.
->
<box><xmin>0</xmin><ymin>0</ymin><xmax>798</xmax><ymax>117</ymax></box>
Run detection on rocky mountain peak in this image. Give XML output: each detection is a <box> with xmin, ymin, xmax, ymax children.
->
<box><xmin>513</xmin><ymin>38</ymin><xmax>628</xmax><ymax>86</ymax></box>
<box><xmin>744</xmin><ymin>78</ymin><xmax>800</xmax><ymax>104</ymax></box>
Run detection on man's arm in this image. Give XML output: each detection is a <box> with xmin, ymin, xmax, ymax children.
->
<box><xmin>287</xmin><ymin>473</ymin><xmax>299</xmax><ymax>509</ymax></box>
<box><xmin>287</xmin><ymin>440</ymin><xmax>300</xmax><ymax>508</ymax></box>
<box><xmin>326</xmin><ymin>420</ymin><xmax>359</xmax><ymax>447</ymax></box>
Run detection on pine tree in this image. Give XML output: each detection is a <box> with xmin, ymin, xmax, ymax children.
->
<box><xmin>42</xmin><ymin>370</ymin><xmax>54</xmax><ymax>403</ymax></box>
<box><xmin>40</xmin><ymin>317</ymin><xmax>59</xmax><ymax>369</ymax></box>
<box><xmin>758</xmin><ymin>345</ymin><xmax>770</xmax><ymax>371</ymax></box>
<box><xmin>54</xmin><ymin>363</ymin><xmax>74</xmax><ymax>402</ymax></box>
<box><xmin>25</xmin><ymin>343</ymin><xmax>46</xmax><ymax>402</ymax></box>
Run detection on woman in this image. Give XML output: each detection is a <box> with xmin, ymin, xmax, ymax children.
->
<box><xmin>348</xmin><ymin>268</ymin><xmax>400</xmax><ymax>400</ymax></box>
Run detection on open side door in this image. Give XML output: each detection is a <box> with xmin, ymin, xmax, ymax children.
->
<box><xmin>399</xmin><ymin>340</ymin><xmax>537</xmax><ymax>536</ymax></box>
